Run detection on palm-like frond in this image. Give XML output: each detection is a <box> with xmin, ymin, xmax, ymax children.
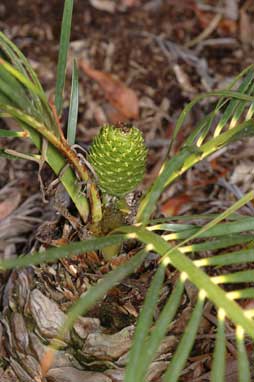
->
<box><xmin>0</xmin><ymin>9</ymin><xmax>94</xmax><ymax>222</ymax></box>
<box><xmin>137</xmin><ymin>66</ymin><xmax>254</xmax><ymax>224</ymax></box>
<box><xmin>1</xmin><ymin>194</ymin><xmax>254</xmax><ymax>380</ymax></box>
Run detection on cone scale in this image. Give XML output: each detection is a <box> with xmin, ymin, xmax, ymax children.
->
<box><xmin>89</xmin><ymin>124</ymin><xmax>147</xmax><ymax>197</ymax></box>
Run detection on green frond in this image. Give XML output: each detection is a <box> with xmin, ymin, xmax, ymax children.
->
<box><xmin>0</xmin><ymin>26</ymin><xmax>93</xmax><ymax>221</ymax></box>
<box><xmin>137</xmin><ymin>66</ymin><xmax>254</xmax><ymax>223</ymax></box>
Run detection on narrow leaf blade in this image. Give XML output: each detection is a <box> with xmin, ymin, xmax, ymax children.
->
<box><xmin>55</xmin><ymin>0</ymin><xmax>74</xmax><ymax>115</ymax></box>
<box><xmin>162</xmin><ymin>293</ymin><xmax>205</xmax><ymax>382</ymax></box>
<box><xmin>236</xmin><ymin>326</ymin><xmax>251</xmax><ymax>382</ymax></box>
<box><xmin>137</xmin><ymin>277</ymin><xmax>184</xmax><ymax>382</ymax></box>
<box><xmin>67</xmin><ymin>59</ymin><xmax>79</xmax><ymax>145</ymax></box>
<box><xmin>211</xmin><ymin>309</ymin><xmax>226</xmax><ymax>382</ymax></box>
<box><xmin>0</xmin><ymin>235</ymin><xmax>124</xmax><ymax>270</ymax></box>
<box><xmin>125</xmin><ymin>265</ymin><xmax>166</xmax><ymax>382</ymax></box>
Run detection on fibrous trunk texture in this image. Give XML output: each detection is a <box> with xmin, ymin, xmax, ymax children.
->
<box><xmin>0</xmin><ymin>266</ymin><xmax>176</xmax><ymax>382</ymax></box>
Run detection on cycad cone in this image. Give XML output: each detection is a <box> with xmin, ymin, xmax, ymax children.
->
<box><xmin>89</xmin><ymin>124</ymin><xmax>147</xmax><ymax>197</ymax></box>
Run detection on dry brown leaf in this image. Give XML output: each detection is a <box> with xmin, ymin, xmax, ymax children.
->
<box><xmin>80</xmin><ymin>59</ymin><xmax>139</xmax><ymax>120</ymax></box>
<box><xmin>240</xmin><ymin>8</ymin><xmax>254</xmax><ymax>45</ymax></box>
<box><xmin>0</xmin><ymin>191</ymin><xmax>21</xmax><ymax>220</ymax></box>
<box><xmin>160</xmin><ymin>194</ymin><xmax>190</xmax><ymax>216</ymax></box>
<box><xmin>121</xmin><ymin>0</ymin><xmax>140</xmax><ymax>7</ymax></box>
<box><xmin>102</xmin><ymin>103</ymin><xmax>129</xmax><ymax>124</ymax></box>
<box><xmin>41</xmin><ymin>348</ymin><xmax>55</xmax><ymax>377</ymax></box>
<box><xmin>89</xmin><ymin>0</ymin><xmax>116</xmax><ymax>13</ymax></box>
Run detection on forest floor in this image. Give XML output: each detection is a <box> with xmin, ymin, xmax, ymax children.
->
<box><xmin>1</xmin><ymin>1</ymin><xmax>254</xmax><ymax>381</ymax></box>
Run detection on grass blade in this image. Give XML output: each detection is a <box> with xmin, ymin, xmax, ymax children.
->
<box><xmin>0</xmin><ymin>235</ymin><xmax>123</xmax><ymax>270</ymax></box>
<box><xmin>137</xmin><ymin>277</ymin><xmax>185</xmax><ymax>382</ymax></box>
<box><xmin>167</xmin><ymin>214</ymin><xmax>254</xmax><ymax>241</ymax></box>
<box><xmin>0</xmin><ymin>65</ymin><xmax>32</xmax><ymax>111</ymax></box>
<box><xmin>119</xmin><ymin>225</ymin><xmax>254</xmax><ymax>339</ymax></box>
<box><xmin>173</xmin><ymin>65</ymin><xmax>254</xmax><ymax>149</ymax></box>
<box><xmin>180</xmin><ymin>235</ymin><xmax>254</xmax><ymax>254</ymax></box>
<box><xmin>0</xmin><ymin>129</ymin><xmax>27</xmax><ymax>138</ymax></box>
<box><xmin>55</xmin><ymin>0</ymin><xmax>74</xmax><ymax>115</ymax></box>
<box><xmin>150</xmin><ymin>213</ymin><xmax>248</xmax><ymax>224</ymax></box>
<box><xmin>137</xmin><ymin>117</ymin><xmax>254</xmax><ymax>224</ymax></box>
<box><xmin>186</xmin><ymin>111</ymin><xmax>216</xmax><ymax>147</ymax></box>
<box><xmin>0</xmin><ymin>32</ymin><xmax>57</xmax><ymax>129</ymax></box>
<box><xmin>228</xmin><ymin>82</ymin><xmax>254</xmax><ymax>130</ymax></box>
<box><xmin>0</xmin><ymin>58</ymin><xmax>58</xmax><ymax>135</ymax></box>
<box><xmin>162</xmin><ymin>293</ymin><xmax>205</xmax><ymax>382</ymax></box>
<box><xmin>0</xmin><ymin>58</ymin><xmax>47</xmax><ymax>105</ymax></box>
<box><xmin>125</xmin><ymin>264</ymin><xmax>166</xmax><ymax>382</ymax></box>
<box><xmin>163</xmin><ymin>215</ymin><xmax>254</xmax><ymax>241</ymax></box>
<box><xmin>166</xmin><ymin>120</ymin><xmax>254</xmax><ymax>192</ymax></box>
<box><xmin>226</xmin><ymin>288</ymin><xmax>254</xmax><ymax>300</ymax></box>
<box><xmin>212</xmin><ymin>270</ymin><xmax>254</xmax><ymax>284</ymax></box>
<box><xmin>172</xmin><ymin>89</ymin><xmax>254</xmax><ymax>145</ymax></box>
<box><xmin>136</xmin><ymin>147</ymin><xmax>192</xmax><ymax>223</ymax></box>
<box><xmin>195</xmin><ymin>248</ymin><xmax>254</xmax><ymax>267</ymax></box>
<box><xmin>138</xmin><ymin>68</ymin><xmax>254</xmax><ymax>224</ymax></box>
<box><xmin>236</xmin><ymin>327</ymin><xmax>251</xmax><ymax>382</ymax></box>
<box><xmin>211</xmin><ymin>309</ymin><xmax>226</xmax><ymax>382</ymax></box>
<box><xmin>0</xmin><ymin>108</ymin><xmax>90</xmax><ymax>221</ymax></box>
<box><xmin>148</xmin><ymin>223</ymin><xmax>195</xmax><ymax>232</ymax></box>
<box><xmin>161</xmin><ymin>192</ymin><xmax>254</xmax><ymax>262</ymax></box>
<box><xmin>213</xmin><ymin>68</ymin><xmax>254</xmax><ymax>137</ymax></box>
<box><xmin>0</xmin><ymin>31</ymin><xmax>43</xmax><ymax>90</ymax></box>
<box><xmin>67</xmin><ymin>59</ymin><xmax>79</xmax><ymax>145</ymax></box>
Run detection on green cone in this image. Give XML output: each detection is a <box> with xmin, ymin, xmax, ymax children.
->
<box><xmin>89</xmin><ymin>124</ymin><xmax>147</xmax><ymax>197</ymax></box>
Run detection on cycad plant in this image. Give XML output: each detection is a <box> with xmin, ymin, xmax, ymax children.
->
<box><xmin>1</xmin><ymin>1</ymin><xmax>254</xmax><ymax>381</ymax></box>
